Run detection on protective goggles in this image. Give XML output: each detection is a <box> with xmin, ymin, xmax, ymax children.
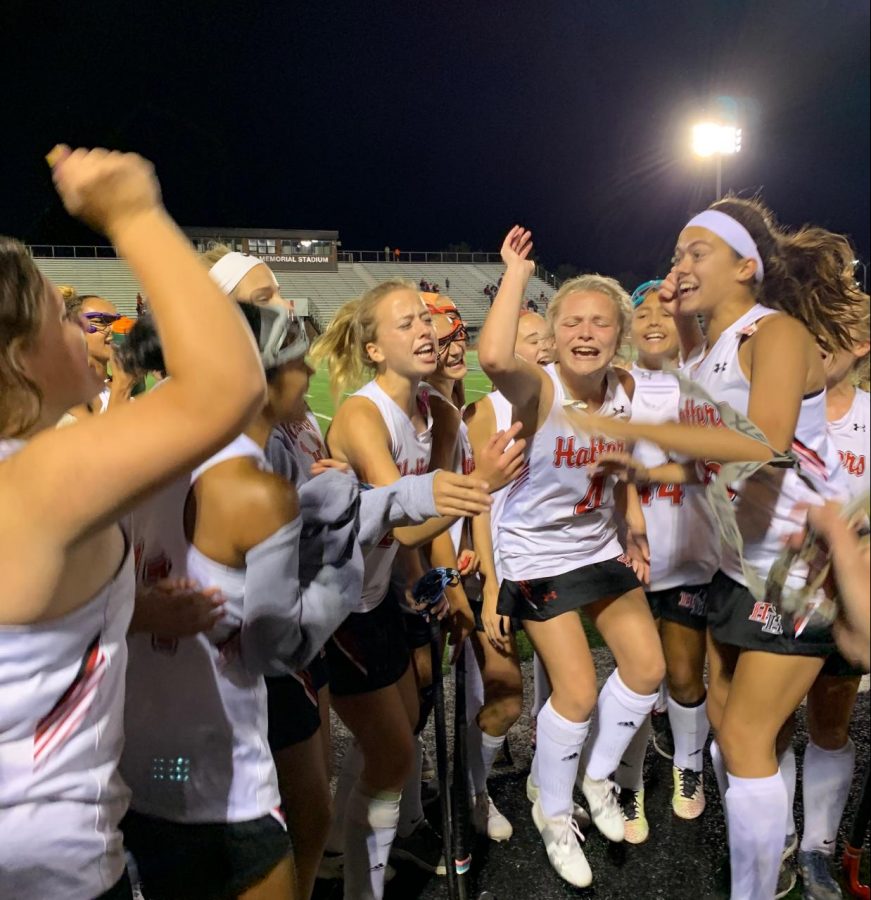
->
<box><xmin>437</xmin><ymin>321</ymin><xmax>468</xmax><ymax>353</ymax></box>
<box><xmin>255</xmin><ymin>303</ymin><xmax>309</xmax><ymax>368</ymax></box>
<box><xmin>629</xmin><ymin>279</ymin><xmax>664</xmax><ymax>308</ymax></box>
<box><xmin>81</xmin><ymin>311</ymin><xmax>122</xmax><ymax>333</ymax></box>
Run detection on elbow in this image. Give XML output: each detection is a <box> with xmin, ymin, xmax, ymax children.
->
<box><xmin>477</xmin><ymin>345</ymin><xmax>512</xmax><ymax>378</ymax></box>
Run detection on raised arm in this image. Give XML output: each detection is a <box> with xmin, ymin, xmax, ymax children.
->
<box><xmin>2</xmin><ymin>148</ymin><xmax>265</xmax><ymax>546</ymax></box>
<box><xmin>477</xmin><ymin>227</ymin><xmax>549</xmax><ymax>409</ymax></box>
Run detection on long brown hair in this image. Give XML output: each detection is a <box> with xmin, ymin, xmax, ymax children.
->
<box><xmin>710</xmin><ymin>196</ymin><xmax>868</xmax><ymax>354</ymax></box>
<box><xmin>0</xmin><ymin>238</ymin><xmax>46</xmax><ymax>437</ymax></box>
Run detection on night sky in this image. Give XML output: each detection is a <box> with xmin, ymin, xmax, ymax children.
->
<box><xmin>3</xmin><ymin>0</ymin><xmax>868</xmax><ymax>282</ymax></box>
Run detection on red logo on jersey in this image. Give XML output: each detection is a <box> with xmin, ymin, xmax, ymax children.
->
<box><xmin>680</xmin><ymin>399</ymin><xmax>723</xmax><ymax>427</ymax></box>
<box><xmin>396</xmin><ymin>458</ymin><xmax>429</xmax><ymax>476</ymax></box>
<box><xmin>840</xmin><ymin>450</ymin><xmax>866</xmax><ymax>478</ymax></box>
<box><xmin>552</xmin><ymin>436</ymin><xmax>625</xmax><ymax>468</ymax></box>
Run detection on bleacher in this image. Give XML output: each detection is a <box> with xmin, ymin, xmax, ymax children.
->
<box><xmin>31</xmin><ymin>255</ymin><xmax>557</xmax><ymax>331</ymax></box>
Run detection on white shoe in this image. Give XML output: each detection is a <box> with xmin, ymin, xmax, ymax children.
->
<box><xmin>526</xmin><ymin>774</ymin><xmax>592</xmax><ymax>829</ymax></box>
<box><xmin>531</xmin><ymin>798</ymin><xmax>593</xmax><ymax>888</ymax></box>
<box><xmin>581</xmin><ymin>774</ymin><xmax>625</xmax><ymax>842</ymax></box>
<box><xmin>472</xmin><ymin>792</ymin><xmax>513</xmax><ymax>842</ymax></box>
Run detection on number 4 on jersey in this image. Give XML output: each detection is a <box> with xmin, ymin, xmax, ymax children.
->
<box><xmin>639</xmin><ymin>483</ymin><xmax>685</xmax><ymax>506</ymax></box>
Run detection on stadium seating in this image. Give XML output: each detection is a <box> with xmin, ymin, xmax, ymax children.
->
<box><xmin>31</xmin><ymin>256</ymin><xmax>557</xmax><ymax>332</ymax></box>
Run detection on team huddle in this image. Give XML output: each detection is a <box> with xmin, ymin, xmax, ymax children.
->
<box><xmin>0</xmin><ymin>146</ymin><xmax>868</xmax><ymax>900</ymax></box>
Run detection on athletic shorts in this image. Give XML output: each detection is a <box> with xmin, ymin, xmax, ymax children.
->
<box><xmin>121</xmin><ymin>810</ymin><xmax>290</xmax><ymax>900</ymax></box>
<box><xmin>707</xmin><ymin>570</ymin><xmax>836</xmax><ymax>658</ymax></box>
<box><xmin>401</xmin><ymin>600</ymin><xmax>434</xmax><ymax>650</ymax></box>
<box><xmin>497</xmin><ymin>556</ymin><xmax>641</xmax><ymax>622</ymax></box>
<box><xmin>820</xmin><ymin>650</ymin><xmax>867</xmax><ymax>679</ymax></box>
<box><xmin>325</xmin><ymin>587</ymin><xmax>411</xmax><ymax>696</ymax></box>
<box><xmin>96</xmin><ymin>871</ymin><xmax>133</xmax><ymax>900</ymax></box>
<box><xmin>647</xmin><ymin>583</ymin><xmax>709</xmax><ymax>631</ymax></box>
<box><xmin>266</xmin><ymin>669</ymin><xmax>322</xmax><ymax>752</ymax></box>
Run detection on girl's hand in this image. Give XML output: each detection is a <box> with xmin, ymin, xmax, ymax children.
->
<box><xmin>457</xmin><ymin>549</ymin><xmax>479</xmax><ymax>576</ymax></box>
<box><xmin>48</xmin><ymin>145</ymin><xmax>162</xmax><ymax>238</ymax></box>
<box><xmin>432</xmin><ymin>470</ymin><xmax>492</xmax><ymax>517</ymax></box>
<box><xmin>132</xmin><ymin>578</ymin><xmax>225</xmax><ymax>637</ymax></box>
<box><xmin>310</xmin><ymin>457</ymin><xmax>351</xmax><ymax>477</ymax></box>
<box><xmin>482</xmin><ymin>584</ymin><xmax>511</xmax><ymax>654</ymax></box>
<box><xmin>593</xmin><ymin>451</ymin><xmax>651</xmax><ymax>484</ymax></box>
<box><xmin>625</xmin><ymin>530</ymin><xmax>651</xmax><ymax>586</ymax></box>
<box><xmin>474</xmin><ymin>421</ymin><xmax>527</xmax><ymax>492</ymax></box>
<box><xmin>500</xmin><ymin>225</ymin><xmax>535</xmax><ymax>277</ymax></box>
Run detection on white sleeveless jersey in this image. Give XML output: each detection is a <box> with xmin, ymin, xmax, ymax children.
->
<box><xmin>123</xmin><ymin>433</ymin><xmax>282</xmax><ymax>824</ymax></box>
<box><xmin>352</xmin><ymin>381</ymin><xmax>432</xmax><ymax>612</ymax></box>
<box><xmin>424</xmin><ymin>383</ymin><xmax>473</xmax><ymax>556</ymax></box>
<box><xmin>268</xmin><ymin>410</ymin><xmax>327</xmax><ymax>488</ymax></box>
<box><xmin>0</xmin><ymin>441</ymin><xmax>133</xmax><ymax>899</ymax></box>
<box><xmin>828</xmin><ymin>389</ymin><xmax>870</xmax><ymax>501</ymax></box>
<box><xmin>682</xmin><ymin>304</ymin><xmax>845</xmax><ymax>589</ymax></box>
<box><xmin>630</xmin><ymin>365</ymin><xmax>720</xmax><ymax>590</ymax></box>
<box><xmin>499</xmin><ymin>366</ymin><xmax>632</xmax><ymax>581</ymax></box>
<box><xmin>484</xmin><ymin>390</ymin><xmax>515</xmax><ymax>581</ymax></box>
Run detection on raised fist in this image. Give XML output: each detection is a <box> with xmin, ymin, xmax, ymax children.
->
<box><xmin>47</xmin><ymin>145</ymin><xmax>162</xmax><ymax>237</ymax></box>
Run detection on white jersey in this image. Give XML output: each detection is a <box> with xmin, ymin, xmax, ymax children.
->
<box><xmin>0</xmin><ymin>442</ymin><xmax>133</xmax><ymax>899</ymax></box>
<box><xmin>828</xmin><ymin>388</ymin><xmax>870</xmax><ymax>501</ymax></box>
<box><xmin>352</xmin><ymin>381</ymin><xmax>432</xmax><ymax>612</ymax></box>
<box><xmin>267</xmin><ymin>410</ymin><xmax>327</xmax><ymax>488</ymax></box>
<box><xmin>123</xmin><ymin>434</ymin><xmax>282</xmax><ymax>824</ymax></box>
<box><xmin>682</xmin><ymin>304</ymin><xmax>845</xmax><ymax>590</ymax></box>
<box><xmin>485</xmin><ymin>390</ymin><xmax>515</xmax><ymax>581</ymax></box>
<box><xmin>630</xmin><ymin>365</ymin><xmax>720</xmax><ymax>590</ymax></box>
<box><xmin>424</xmin><ymin>383</ymin><xmax>473</xmax><ymax>555</ymax></box>
<box><xmin>499</xmin><ymin>366</ymin><xmax>632</xmax><ymax>581</ymax></box>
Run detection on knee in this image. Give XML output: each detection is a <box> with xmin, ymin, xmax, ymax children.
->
<box><xmin>665</xmin><ymin>661</ymin><xmax>705</xmax><ymax>705</ymax></box>
<box><xmin>480</xmin><ymin>686</ymin><xmax>523</xmax><ymax>733</ymax></box>
<box><xmin>620</xmin><ymin>651</ymin><xmax>666</xmax><ymax>697</ymax></box>
<box><xmin>363</xmin><ymin>733</ymin><xmax>414</xmax><ymax>791</ymax></box>
<box><xmin>550</xmin><ymin>684</ymin><xmax>597</xmax><ymax>722</ymax></box>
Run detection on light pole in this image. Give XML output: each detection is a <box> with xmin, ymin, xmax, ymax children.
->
<box><xmin>855</xmin><ymin>259</ymin><xmax>868</xmax><ymax>293</ymax></box>
<box><xmin>692</xmin><ymin>122</ymin><xmax>742</xmax><ymax>201</ymax></box>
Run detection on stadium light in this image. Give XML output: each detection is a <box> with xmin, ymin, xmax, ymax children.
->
<box><xmin>691</xmin><ymin>122</ymin><xmax>742</xmax><ymax>201</ymax></box>
<box><xmin>855</xmin><ymin>259</ymin><xmax>867</xmax><ymax>292</ymax></box>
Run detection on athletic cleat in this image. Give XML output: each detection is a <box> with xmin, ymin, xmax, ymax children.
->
<box><xmin>531</xmin><ymin>798</ymin><xmax>593</xmax><ymax>888</ymax></box>
<box><xmin>525</xmin><ymin>774</ymin><xmax>591</xmax><ymax>828</ymax></box>
<box><xmin>581</xmin><ymin>774</ymin><xmax>625</xmax><ymax>842</ymax></box>
<box><xmin>420</xmin><ymin>741</ymin><xmax>436</xmax><ymax>783</ymax></box>
<box><xmin>389</xmin><ymin>819</ymin><xmax>447</xmax><ymax>876</ymax></box>
<box><xmin>472</xmin><ymin>791</ymin><xmax>513</xmax><ymax>842</ymax></box>
<box><xmin>619</xmin><ymin>787</ymin><xmax>649</xmax><ymax>844</ymax></box>
<box><xmin>672</xmin><ymin>766</ymin><xmax>706</xmax><ymax>819</ymax></box>
<box><xmin>651</xmin><ymin>710</ymin><xmax>674</xmax><ymax>759</ymax></box>
<box><xmin>775</xmin><ymin>833</ymin><xmax>799</xmax><ymax>899</ymax></box>
<box><xmin>797</xmin><ymin>849</ymin><xmax>844</xmax><ymax>900</ymax></box>
<box><xmin>316</xmin><ymin>853</ymin><xmax>396</xmax><ymax>883</ymax></box>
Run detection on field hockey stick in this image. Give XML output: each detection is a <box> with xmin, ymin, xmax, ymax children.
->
<box><xmin>452</xmin><ymin>642</ymin><xmax>471</xmax><ymax>899</ymax></box>
<box><xmin>413</xmin><ymin>567</ymin><xmax>462</xmax><ymax>900</ymax></box>
<box><xmin>843</xmin><ymin>763</ymin><xmax>870</xmax><ymax>899</ymax></box>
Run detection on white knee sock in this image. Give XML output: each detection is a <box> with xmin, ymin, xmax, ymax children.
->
<box><xmin>801</xmin><ymin>738</ymin><xmax>856</xmax><ymax>854</ymax></box>
<box><xmin>535</xmin><ymin>698</ymin><xmax>590</xmax><ymax>819</ymax></box>
<box><xmin>779</xmin><ymin>744</ymin><xmax>797</xmax><ymax>840</ymax></box>
<box><xmin>725</xmin><ymin>772</ymin><xmax>788</xmax><ymax>900</ymax></box>
<box><xmin>668</xmin><ymin>695</ymin><xmax>709</xmax><ymax>772</ymax></box>
<box><xmin>464</xmin><ymin>641</ymin><xmax>485</xmax><ymax>725</ymax></box>
<box><xmin>585</xmin><ymin>670</ymin><xmax>658</xmax><ymax>782</ymax></box>
<box><xmin>615</xmin><ymin>714</ymin><xmax>651</xmax><ymax>792</ymax></box>
<box><xmin>326</xmin><ymin>740</ymin><xmax>364</xmax><ymax>853</ymax></box>
<box><xmin>710</xmin><ymin>739</ymin><xmax>729</xmax><ymax>808</ymax></box>
<box><xmin>343</xmin><ymin>786</ymin><xmax>401</xmax><ymax>900</ymax></box>
<box><xmin>655</xmin><ymin>681</ymin><xmax>669</xmax><ymax>715</ymax></box>
<box><xmin>467</xmin><ymin>720</ymin><xmax>505</xmax><ymax>797</ymax></box>
<box><xmin>532</xmin><ymin>652</ymin><xmax>552</xmax><ymax>717</ymax></box>
<box><xmin>396</xmin><ymin>738</ymin><xmax>425</xmax><ymax>838</ymax></box>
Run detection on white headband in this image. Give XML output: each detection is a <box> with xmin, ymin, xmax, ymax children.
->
<box><xmin>208</xmin><ymin>252</ymin><xmax>268</xmax><ymax>295</ymax></box>
<box><xmin>686</xmin><ymin>210</ymin><xmax>765</xmax><ymax>282</ymax></box>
